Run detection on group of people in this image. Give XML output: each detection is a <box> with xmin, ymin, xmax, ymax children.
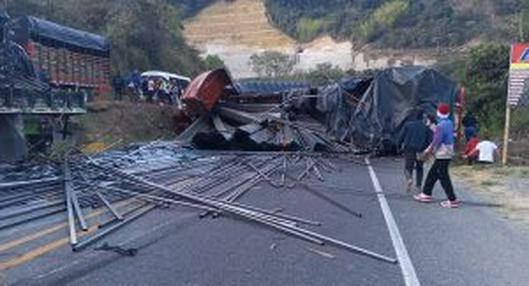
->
<box><xmin>461</xmin><ymin>113</ymin><xmax>500</xmax><ymax>165</ymax></box>
<box><xmin>139</xmin><ymin>76</ymin><xmax>183</xmax><ymax>105</ymax></box>
<box><xmin>111</xmin><ymin>70</ymin><xmax>184</xmax><ymax>106</ymax></box>
<box><xmin>398</xmin><ymin>103</ymin><xmax>500</xmax><ymax>209</ymax></box>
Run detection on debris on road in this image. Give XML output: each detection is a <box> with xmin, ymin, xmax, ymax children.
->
<box><xmin>306</xmin><ymin>247</ymin><xmax>336</xmax><ymax>260</ymax></box>
<box><xmin>0</xmin><ymin>66</ymin><xmax>460</xmax><ymax>269</ymax></box>
<box><xmin>177</xmin><ymin>66</ymin><xmax>458</xmax><ymax>155</ymax></box>
<box><xmin>0</xmin><ymin>142</ymin><xmax>396</xmax><ymax>265</ymax></box>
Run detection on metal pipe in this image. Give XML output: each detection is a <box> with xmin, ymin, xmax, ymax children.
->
<box><xmin>244</xmin><ymin>161</ymin><xmax>281</xmax><ymax>188</ymax></box>
<box><xmin>308</xmin><ymin>157</ymin><xmax>325</xmax><ymax>182</ymax></box>
<box><xmin>287</xmin><ymin>159</ymin><xmax>315</xmax><ymax>189</ymax></box>
<box><xmin>70</xmin><ymin>189</ymin><xmax>88</xmax><ymax>231</ymax></box>
<box><xmin>96</xmin><ymin>192</ymin><xmax>124</xmax><ymax>221</ymax></box>
<box><xmin>0</xmin><ymin>177</ymin><xmax>61</xmax><ymax>190</ymax></box>
<box><xmin>64</xmin><ymin>162</ymin><xmax>78</xmax><ymax>246</ymax></box>
<box><xmin>107</xmin><ymin>187</ymin><xmax>217</xmax><ymax>212</ymax></box>
<box><xmin>87</xmin><ymin>160</ymin><xmax>324</xmax><ymax>245</ymax></box>
<box><xmin>0</xmin><ymin>200</ymin><xmax>64</xmax><ymax>221</ymax></box>
<box><xmin>73</xmin><ymin>204</ymin><xmax>157</xmax><ymax>252</ymax></box>
<box><xmin>0</xmin><ymin>206</ymin><xmax>66</xmax><ymax>231</ymax></box>
<box><xmin>84</xmin><ymin>154</ymin><xmax>396</xmax><ymax>263</ymax></box>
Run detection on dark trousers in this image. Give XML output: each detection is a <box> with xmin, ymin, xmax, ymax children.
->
<box><xmin>404</xmin><ymin>151</ymin><xmax>423</xmax><ymax>188</ymax></box>
<box><xmin>423</xmin><ymin>159</ymin><xmax>457</xmax><ymax>201</ymax></box>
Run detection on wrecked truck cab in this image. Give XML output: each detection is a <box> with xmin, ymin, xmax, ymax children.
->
<box><xmin>182</xmin><ymin>68</ymin><xmax>233</xmax><ymax>116</ymax></box>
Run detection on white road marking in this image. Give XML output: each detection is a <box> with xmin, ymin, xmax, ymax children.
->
<box><xmin>365</xmin><ymin>157</ymin><xmax>420</xmax><ymax>286</ymax></box>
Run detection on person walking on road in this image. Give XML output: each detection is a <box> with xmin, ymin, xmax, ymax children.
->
<box><xmin>414</xmin><ymin>103</ymin><xmax>460</xmax><ymax>208</ymax></box>
<box><xmin>398</xmin><ymin>109</ymin><xmax>432</xmax><ymax>193</ymax></box>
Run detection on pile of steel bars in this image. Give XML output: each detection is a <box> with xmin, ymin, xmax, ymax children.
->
<box><xmin>0</xmin><ymin>142</ymin><xmax>396</xmax><ymax>264</ymax></box>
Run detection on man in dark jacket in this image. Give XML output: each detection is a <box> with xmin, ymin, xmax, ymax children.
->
<box><xmin>398</xmin><ymin>109</ymin><xmax>432</xmax><ymax>192</ymax></box>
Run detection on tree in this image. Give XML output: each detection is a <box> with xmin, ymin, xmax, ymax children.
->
<box><xmin>249</xmin><ymin>51</ymin><xmax>296</xmax><ymax>78</ymax></box>
<box><xmin>203</xmin><ymin>54</ymin><xmax>226</xmax><ymax>70</ymax></box>
<box><xmin>5</xmin><ymin>0</ymin><xmax>206</xmax><ymax>76</ymax></box>
<box><xmin>465</xmin><ymin>44</ymin><xmax>510</xmax><ymax>135</ymax></box>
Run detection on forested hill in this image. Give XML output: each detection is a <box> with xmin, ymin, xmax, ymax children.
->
<box><xmin>263</xmin><ymin>0</ymin><xmax>524</xmax><ymax>49</ymax></box>
<box><xmin>6</xmin><ymin>0</ymin><xmax>207</xmax><ymax>76</ymax></box>
<box><xmin>172</xmin><ymin>0</ymin><xmax>526</xmax><ymax>49</ymax></box>
<box><xmin>5</xmin><ymin>0</ymin><xmax>529</xmax><ymax>74</ymax></box>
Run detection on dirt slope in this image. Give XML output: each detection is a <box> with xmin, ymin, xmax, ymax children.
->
<box><xmin>183</xmin><ymin>0</ymin><xmax>440</xmax><ymax>78</ymax></box>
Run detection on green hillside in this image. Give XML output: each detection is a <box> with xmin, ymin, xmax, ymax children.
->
<box><xmin>264</xmin><ymin>0</ymin><xmax>525</xmax><ymax>48</ymax></box>
<box><xmin>6</xmin><ymin>0</ymin><xmax>206</xmax><ymax>76</ymax></box>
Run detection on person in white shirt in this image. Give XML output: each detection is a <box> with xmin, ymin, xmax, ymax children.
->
<box><xmin>468</xmin><ymin>136</ymin><xmax>500</xmax><ymax>164</ymax></box>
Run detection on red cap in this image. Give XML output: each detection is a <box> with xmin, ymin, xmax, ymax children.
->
<box><xmin>437</xmin><ymin>103</ymin><xmax>450</xmax><ymax>118</ymax></box>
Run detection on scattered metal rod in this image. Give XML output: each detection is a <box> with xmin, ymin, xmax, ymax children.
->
<box><xmin>287</xmin><ymin>159</ymin><xmax>316</xmax><ymax>189</ymax></box>
<box><xmin>244</xmin><ymin>161</ymin><xmax>281</xmax><ymax>188</ymax></box>
<box><xmin>307</xmin><ymin>157</ymin><xmax>325</xmax><ymax>182</ymax></box>
<box><xmin>0</xmin><ymin>177</ymin><xmax>61</xmax><ymax>190</ymax></box>
<box><xmin>0</xmin><ymin>185</ymin><xmax>62</xmax><ymax>206</ymax></box>
<box><xmin>200</xmin><ymin>172</ymin><xmax>265</xmax><ymax>218</ymax></box>
<box><xmin>284</xmin><ymin>223</ymin><xmax>397</xmax><ymax>264</ymax></box>
<box><xmin>317</xmin><ymin>157</ymin><xmax>340</xmax><ymax>172</ymax></box>
<box><xmin>106</xmin><ymin>187</ymin><xmax>218</xmax><ymax>212</ymax></box>
<box><xmin>280</xmin><ymin>155</ymin><xmax>287</xmax><ymax>187</ymax></box>
<box><xmin>70</xmin><ymin>189</ymin><xmax>88</xmax><ymax>231</ymax></box>
<box><xmin>1</xmin><ymin>145</ymin><xmax>391</xmax><ymax>264</ymax></box>
<box><xmin>98</xmin><ymin>201</ymin><xmax>147</xmax><ymax>229</ymax></box>
<box><xmin>96</xmin><ymin>192</ymin><xmax>124</xmax><ymax>221</ymax></box>
<box><xmin>73</xmin><ymin>204</ymin><xmax>157</xmax><ymax>252</ymax></box>
<box><xmin>87</xmin><ymin>160</ymin><xmax>396</xmax><ymax>263</ymax></box>
<box><xmin>63</xmin><ymin>162</ymin><xmax>78</xmax><ymax>246</ymax></box>
<box><xmin>0</xmin><ymin>206</ymin><xmax>66</xmax><ymax>231</ymax></box>
<box><xmin>202</xmin><ymin>160</ymin><xmax>282</xmax><ymax>217</ymax></box>
<box><xmin>87</xmin><ymin>160</ymin><xmax>325</xmax><ymax>245</ymax></box>
<box><xmin>227</xmin><ymin>201</ymin><xmax>321</xmax><ymax>226</ymax></box>
<box><xmin>0</xmin><ymin>200</ymin><xmax>64</xmax><ymax>221</ymax></box>
<box><xmin>313</xmin><ymin>158</ymin><xmax>332</xmax><ymax>173</ymax></box>
<box><xmin>284</xmin><ymin>173</ymin><xmax>363</xmax><ymax>219</ymax></box>
<box><xmin>0</xmin><ymin>181</ymin><xmax>62</xmax><ymax>199</ymax></box>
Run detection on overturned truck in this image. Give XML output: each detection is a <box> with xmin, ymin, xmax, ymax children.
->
<box><xmin>177</xmin><ymin>66</ymin><xmax>460</xmax><ymax>154</ymax></box>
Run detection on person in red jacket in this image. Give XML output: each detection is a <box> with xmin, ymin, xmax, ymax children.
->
<box><xmin>462</xmin><ymin>133</ymin><xmax>479</xmax><ymax>165</ymax></box>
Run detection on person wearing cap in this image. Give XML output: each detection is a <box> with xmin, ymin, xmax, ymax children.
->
<box><xmin>414</xmin><ymin>103</ymin><xmax>460</xmax><ymax>208</ymax></box>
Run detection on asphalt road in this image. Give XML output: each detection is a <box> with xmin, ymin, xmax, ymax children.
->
<box><xmin>2</xmin><ymin>156</ymin><xmax>529</xmax><ymax>286</ymax></box>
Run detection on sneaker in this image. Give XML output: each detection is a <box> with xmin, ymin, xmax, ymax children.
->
<box><xmin>440</xmin><ymin>200</ymin><xmax>460</xmax><ymax>208</ymax></box>
<box><xmin>413</xmin><ymin>193</ymin><xmax>433</xmax><ymax>203</ymax></box>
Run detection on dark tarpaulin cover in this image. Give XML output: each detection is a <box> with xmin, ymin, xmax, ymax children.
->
<box><xmin>312</xmin><ymin>84</ymin><xmax>352</xmax><ymax>141</ymax></box>
<box><xmin>350</xmin><ymin>66</ymin><xmax>458</xmax><ymax>152</ymax></box>
<box><xmin>13</xmin><ymin>16</ymin><xmax>110</xmax><ymax>55</ymax></box>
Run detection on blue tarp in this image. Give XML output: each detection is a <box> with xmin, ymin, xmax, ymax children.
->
<box><xmin>234</xmin><ymin>80</ymin><xmax>310</xmax><ymax>95</ymax></box>
<box><xmin>10</xmin><ymin>16</ymin><xmax>110</xmax><ymax>55</ymax></box>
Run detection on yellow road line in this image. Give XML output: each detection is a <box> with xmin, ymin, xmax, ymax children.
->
<box><xmin>0</xmin><ymin>199</ymin><xmax>135</xmax><ymax>253</ymax></box>
<box><xmin>0</xmin><ymin>225</ymin><xmax>99</xmax><ymax>271</ymax></box>
<box><xmin>0</xmin><ymin>202</ymin><xmax>149</xmax><ymax>271</ymax></box>
<box><xmin>0</xmin><ymin>224</ymin><xmax>66</xmax><ymax>253</ymax></box>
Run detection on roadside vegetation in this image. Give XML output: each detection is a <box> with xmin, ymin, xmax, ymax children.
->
<box><xmin>264</xmin><ymin>0</ymin><xmax>525</xmax><ymax>49</ymax></box>
<box><xmin>437</xmin><ymin>43</ymin><xmax>510</xmax><ymax>137</ymax></box>
<box><xmin>7</xmin><ymin>0</ymin><xmax>206</xmax><ymax>76</ymax></box>
<box><xmin>454</xmin><ymin>165</ymin><xmax>529</xmax><ymax>230</ymax></box>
